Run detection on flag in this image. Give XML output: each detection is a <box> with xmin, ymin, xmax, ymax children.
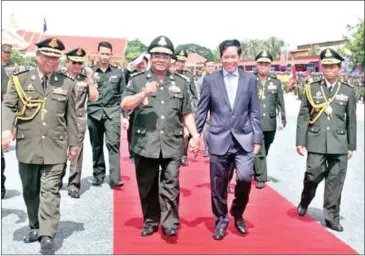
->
<box><xmin>43</xmin><ymin>17</ymin><xmax>47</xmax><ymax>33</ymax></box>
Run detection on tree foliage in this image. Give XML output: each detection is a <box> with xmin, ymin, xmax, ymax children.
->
<box><xmin>344</xmin><ymin>18</ymin><xmax>364</xmax><ymax>69</ymax></box>
<box><xmin>175</xmin><ymin>43</ymin><xmax>218</xmax><ymax>61</ymax></box>
<box><xmin>10</xmin><ymin>50</ymin><xmax>36</xmax><ymax>66</ymax></box>
<box><xmin>241</xmin><ymin>37</ymin><xmax>286</xmax><ymax>60</ymax></box>
<box><xmin>124</xmin><ymin>39</ymin><xmax>147</xmax><ymax>62</ymax></box>
<box><xmin>308</xmin><ymin>45</ymin><xmax>321</xmax><ymax>56</ymax></box>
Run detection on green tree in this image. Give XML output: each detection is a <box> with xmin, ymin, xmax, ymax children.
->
<box><xmin>124</xmin><ymin>39</ymin><xmax>147</xmax><ymax>62</ymax></box>
<box><xmin>175</xmin><ymin>43</ymin><xmax>215</xmax><ymax>61</ymax></box>
<box><xmin>344</xmin><ymin>18</ymin><xmax>364</xmax><ymax>69</ymax></box>
<box><xmin>241</xmin><ymin>37</ymin><xmax>286</xmax><ymax>60</ymax></box>
<box><xmin>308</xmin><ymin>45</ymin><xmax>321</xmax><ymax>55</ymax></box>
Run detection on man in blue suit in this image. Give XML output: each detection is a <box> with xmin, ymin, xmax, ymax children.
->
<box><xmin>195</xmin><ymin>39</ymin><xmax>262</xmax><ymax>240</ymax></box>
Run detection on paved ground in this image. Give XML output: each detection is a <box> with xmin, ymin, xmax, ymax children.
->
<box><xmin>1</xmin><ymin>93</ymin><xmax>364</xmax><ymax>254</ymax></box>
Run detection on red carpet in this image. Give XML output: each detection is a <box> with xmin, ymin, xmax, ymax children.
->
<box><xmin>114</xmin><ymin>133</ymin><xmax>357</xmax><ymax>254</ymax></box>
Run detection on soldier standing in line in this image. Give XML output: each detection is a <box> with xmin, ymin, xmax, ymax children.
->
<box><xmin>121</xmin><ymin>36</ymin><xmax>200</xmax><ymax>237</ymax></box>
<box><xmin>253</xmin><ymin>51</ymin><xmax>286</xmax><ymax>189</ymax></box>
<box><xmin>87</xmin><ymin>41</ymin><xmax>125</xmax><ymax>188</ymax></box>
<box><xmin>60</xmin><ymin>48</ymin><xmax>99</xmax><ymax>198</ymax></box>
<box><xmin>1</xmin><ymin>38</ymin><xmax>79</xmax><ymax>251</ymax></box>
<box><xmin>174</xmin><ymin>49</ymin><xmax>198</xmax><ymax>166</ymax></box>
<box><xmin>296</xmin><ymin>48</ymin><xmax>357</xmax><ymax>232</ymax></box>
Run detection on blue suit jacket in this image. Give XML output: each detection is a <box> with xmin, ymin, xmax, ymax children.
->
<box><xmin>195</xmin><ymin>68</ymin><xmax>262</xmax><ymax>155</ymax></box>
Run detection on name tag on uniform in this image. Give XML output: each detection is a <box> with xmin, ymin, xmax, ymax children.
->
<box><xmin>335</xmin><ymin>94</ymin><xmax>349</xmax><ymax>101</ymax></box>
<box><xmin>109</xmin><ymin>75</ymin><xmax>119</xmax><ymax>83</ymax></box>
<box><xmin>267</xmin><ymin>84</ymin><xmax>277</xmax><ymax>90</ymax></box>
<box><xmin>53</xmin><ymin>88</ymin><xmax>67</xmax><ymax>95</ymax></box>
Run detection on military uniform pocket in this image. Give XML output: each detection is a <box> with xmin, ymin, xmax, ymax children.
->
<box><xmin>170</xmin><ymin>97</ymin><xmax>182</xmax><ymax>110</ymax></box>
<box><xmin>49</xmin><ymin>94</ymin><xmax>67</xmax><ymax>114</ymax></box>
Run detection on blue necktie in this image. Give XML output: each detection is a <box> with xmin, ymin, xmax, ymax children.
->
<box><xmin>42</xmin><ymin>76</ymin><xmax>48</xmax><ymax>90</ymax></box>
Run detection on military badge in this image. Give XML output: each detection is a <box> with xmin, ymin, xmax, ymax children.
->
<box><xmin>169</xmin><ymin>84</ymin><xmax>181</xmax><ymax>93</ymax></box>
<box><xmin>26</xmin><ymin>84</ymin><xmax>35</xmax><ymax>91</ymax></box>
<box><xmin>76</xmin><ymin>48</ymin><xmax>82</xmax><ymax>55</ymax></box>
<box><xmin>49</xmin><ymin>38</ymin><xmax>58</xmax><ymax>48</ymax></box>
<box><xmin>325</xmin><ymin>49</ymin><xmax>332</xmax><ymax>57</ymax></box>
<box><xmin>53</xmin><ymin>88</ymin><xmax>67</xmax><ymax>95</ymax></box>
<box><xmin>31</xmin><ymin>75</ymin><xmax>36</xmax><ymax>81</ymax></box>
<box><xmin>54</xmin><ymin>76</ymin><xmax>58</xmax><ymax>82</ymax></box>
<box><xmin>158</xmin><ymin>37</ymin><xmax>167</xmax><ymax>46</ymax></box>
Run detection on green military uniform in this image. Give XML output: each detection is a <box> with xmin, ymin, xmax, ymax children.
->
<box><xmin>1</xmin><ymin>66</ymin><xmax>9</xmax><ymax>199</ymax></box>
<box><xmin>122</xmin><ymin>36</ymin><xmax>192</xmax><ymax>237</ymax></box>
<box><xmin>175</xmin><ymin>49</ymin><xmax>198</xmax><ymax>166</ymax></box>
<box><xmin>87</xmin><ymin>59</ymin><xmax>125</xmax><ymax>186</ymax></box>
<box><xmin>2</xmin><ymin>44</ymin><xmax>18</xmax><ymax>77</ymax></box>
<box><xmin>61</xmin><ymin>48</ymin><xmax>94</xmax><ymax>198</ymax></box>
<box><xmin>1</xmin><ymin>38</ymin><xmax>79</xmax><ymax>248</ymax></box>
<box><xmin>254</xmin><ymin>51</ymin><xmax>286</xmax><ymax>188</ymax></box>
<box><xmin>296</xmin><ymin>48</ymin><xmax>357</xmax><ymax>232</ymax></box>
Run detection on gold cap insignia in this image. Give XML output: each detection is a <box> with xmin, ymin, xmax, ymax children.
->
<box><xmin>76</xmin><ymin>48</ymin><xmax>82</xmax><ymax>56</ymax></box>
<box><xmin>158</xmin><ymin>37</ymin><xmax>167</xmax><ymax>46</ymax></box>
<box><xmin>325</xmin><ymin>49</ymin><xmax>332</xmax><ymax>57</ymax></box>
<box><xmin>49</xmin><ymin>38</ymin><xmax>58</xmax><ymax>48</ymax></box>
<box><xmin>262</xmin><ymin>51</ymin><xmax>267</xmax><ymax>57</ymax></box>
<box><xmin>179</xmin><ymin>50</ymin><xmax>185</xmax><ymax>56</ymax></box>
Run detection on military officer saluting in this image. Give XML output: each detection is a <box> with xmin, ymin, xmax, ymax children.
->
<box><xmin>296</xmin><ymin>48</ymin><xmax>357</xmax><ymax>232</ymax></box>
<box><xmin>254</xmin><ymin>51</ymin><xmax>286</xmax><ymax>189</ymax></box>
<box><xmin>61</xmin><ymin>48</ymin><xmax>99</xmax><ymax>198</ymax></box>
<box><xmin>1</xmin><ymin>37</ymin><xmax>79</xmax><ymax>251</ymax></box>
<box><xmin>121</xmin><ymin>36</ymin><xmax>200</xmax><ymax>237</ymax></box>
<box><xmin>174</xmin><ymin>49</ymin><xmax>198</xmax><ymax>166</ymax></box>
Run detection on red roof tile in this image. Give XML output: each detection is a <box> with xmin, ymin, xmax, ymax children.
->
<box><xmin>16</xmin><ymin>30</ymin><xmax>127</xmax><ymax>58</ymax></box>
<box><xmin>186</xmin><ymin>53</ymin><xmax>207</xmax><ymax>65</ymax></box>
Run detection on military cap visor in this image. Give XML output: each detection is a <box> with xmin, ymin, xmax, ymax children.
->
<box><xmin>175</xmin><ymin>49</ymin><xmax>188</xmax><ymax>61</ymax></box>
<box><xmin>320</xmin><ymin>48</ymin><xmax>344</xmax><ymax>65</ymax></box>
<box><xmin>2</xmin><ymin>44</ymin><xmax>12</xmax><ymax>52</ymax></box>
<box><xmin>256</xmin><ymin>57</ymin><xmax>272</xmax><ymax>63</ymax></box>
<box><xmin>65</xmin><ymin>48</ymin><xmax>86</xmax><ymax>62</ymax></box>
<box><xmin>148</xmin><ymin>36</ymin><xmax>174</xmax><ymax>56</ymax></box>
<box><xmin>35</xmin><ymin>37</ymin><xmax>65</xmax><ymax>58</ymax></box>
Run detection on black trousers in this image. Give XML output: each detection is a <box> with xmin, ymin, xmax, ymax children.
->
<box><xmin>254</xmin><ymin>131</ymin><xmax>276</xmax><ymax>182</ymax></box>
<box><xmin>300</xmin><ymin>152</ymin><xmax>348</xmax><ymax>224</ymax></box>
<box><xmin>1</xmin><ymin>149</ymin><xmax>6</xmax><ymax>193</ymax></box>
<box><xmin>134</xmin><ymin>153</ymin><xmax>181</xmax><ymax>229</ymax></box>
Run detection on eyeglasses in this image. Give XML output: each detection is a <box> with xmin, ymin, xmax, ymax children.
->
<box><xmin>72</xmin><ymin>61</ymin><xmax>83</xmax><ymax>65</ymax></box>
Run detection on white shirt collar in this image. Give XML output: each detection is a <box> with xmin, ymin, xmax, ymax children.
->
<box><xmin>325</xmin><ymin>79</ymin><xmax>337</xmax><ymax>87</ymax></box>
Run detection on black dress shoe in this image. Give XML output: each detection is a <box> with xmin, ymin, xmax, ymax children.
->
<box><xmin>325</xmin><ymin>221</ymin><xmax>344</xmax><ymax>232</ymax></box>
<box><xmin>163</xmin><ymin>228</ymin><xmax>177</xmax><ymax>237</ymax></box>
<box><xmin>141</xmin><ymin>226</ymin><xmax>158</xmax><ymax>236</ymax></box>
<box><xmin>297</xmin><ymin>204</ymin><xmax>307</xmax><ymax>217</ymax></box>
<box><xmin>68</xmin><ymin>189</ymin><xmax>80</xmax><ymax>198</ymax></box>
<box><xmin>110</xmin><ymin>180</ymin><xmax>124</xmax><ymax>188</ymax></box>
<box><xmin>234</xmin><ymin>219</ymin><xmax>247</xmax><ymax>234</ymax></box>
<box><xmin>23</xmin><ymin>229</ymin><xmax>39</xmax><ymax>243</ymax></box>
<box><xmin>91</xmin><ymin>177</ymin><xmax>104</xmax><ymax>186</ymax></box>
<box><xmin>40</xmin><ymin>236</ymin><xmax>54</xmax><ymax>250</ymax></box>
<box><xmin>212</xmin><ymin>227</ymin><xmax>226</xmax><ymax>240</ymax></box>
<box><xmin>256</xmin><ymin>181</ymin><xmax>265</xmax><ymax>189</ymax></box>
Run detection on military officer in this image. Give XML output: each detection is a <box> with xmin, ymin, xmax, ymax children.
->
<box><xmin>121</xmin><ymin>36</ymin><xmax>200</xmax><ymax>237</ymax></box>
<box><xmin>87</xmin><ymin>41</ymin><xmax>125</xmax><ymax>188</ymax></box>
<box><xmin>1</xmin><ymin>37</ymin><xmax>79</xmax><ymax>251</ymax></box>
<box><xmin>2</xmin><ymin>43</ymin><xmax>19</xmax><ymax>77</ymax></box>
<box><xmin>61</xmin><ymin>48</ymin><xmax>99</xmax><ymax>198</ymax></box>
<box><xmin>174</xmin><ymin>49</ymin><xmax>198</xmax><ymax>166</ymax></box>
<box><xmin>296</xmin><ymin>48</ymin><xmax>357</xmax><ymax>232</ymax></box>
<box><xmin>254</xmin><ymin>51</ymin><xmax>286</xmax><ymax>189</ymax></box>
<box><xmin>1</xmin><ymin>66</ymin><xmax>9</xmax><ymax>199</ymax></box>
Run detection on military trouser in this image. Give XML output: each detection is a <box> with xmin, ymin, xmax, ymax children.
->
<box><xmin>18</xmin><ymin>162</ymin><xmax>64</xmax><ymax>239</ymax></box>
<box><xmin>1</xmin><ymin>149</ymin><xmax>6</xmax><ymax>195</ymax></box>
<box><xmin>183</xmin><ymin>135</ymin><xmax>192</xmax><ymax>156</ymax></box>
<box><xmin>134</xmin><ymin>153</ymin><xmax>181</xmax><ymax>230</ymax></box>
<box><xmin>300</xmin><ymin>153</ymin><xmax>348</xmax><ymax>224</ymax></box>
<box><xmin>127</xmin><ymin>118</ymin><xmax>135</xmax><ymax>160</ymax></box>
<box><xmin>254</xmin><ymin>131</ymin><xmax>276</xmax><ymax>182</ymax></box>
<box><xmin>87</xmin><ymin>116</ymin><xmax>121</xmax><ymax>183</ymax></box>
<box><xmin>61</xmin><ymin>129</ymin><xmax>86</xmax><ymax>191</ymax></box>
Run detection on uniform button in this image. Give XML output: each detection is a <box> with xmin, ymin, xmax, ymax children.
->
<box><xmin>340</xmin><ymin>102</ymin><xmax>343</xmax><ymax>105</ymax></box>
<box><xmin>263</xmin><ymin>113</ymin><xmax>266</xmax><ymax>116</ymax></box>
<box><xmin>160</xmin><ymin>87</ymin><xmax>164</xmax><ymax>91</ymax></box>
<box><xmin>161</xmin><ymin>101</ymin><xmax>164</xmax><ymax>104</ymax></box>
<box><xmin>42</xmin><ymin>135</ymin><xmax>45</xmax><ymax>139</ymax></box>
<box><xmin>263</xmin><ymin>104</ymin><xmax>266</xmax><ymax>108</ymax></box>
<box><xmin>42</xmin><ymin>122</ymin><xmax>46</xmax><ymax>126</ymax></box>
<box><xmin>21</xmin><ymin>134</ymin><xmax>24</xmax><ymax>138</ymax></box>
<box><xmin>161</xmin><ymin>115</ymin><xmax>165</xmax><ymax>119</ymax></box>
<box><xmin>60</xmin><ymin>136</ymin><xmax>63</xmax><ymax>139</ymax></box>
<box><xmin>137</xmin><ymin>129</ymin><xmax>140</xmax><ymax>133</ymax></box>
<box><xmin>44</xmin><ymin>97</ymin><xmax>47</xmax><ymax>100</ymax></box>
<box><xmin>160</xmin><ymin>131</ymin><xmax>164</xmax><ymax>134</ymax></box>
<box><xmin>327</xmin><ymin>127</ymin><xmax>330</xmax><ymax>130</ymax></box>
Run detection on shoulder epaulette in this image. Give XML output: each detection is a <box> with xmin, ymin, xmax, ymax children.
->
<box><xmin>13</xmin><ymin>69</ymin><xmax>29</xmax><ymax>76</ymax></box>
<box><xmin>341</xmin><ymin>80</ymin><xmax>354</xmax><ymax>88</ymax></box>
<box><xmin>59</xmin><ymin>71</ymin><xmax>75</xmax><ymax>81</ymax></box>
<box><xmin>131</xmin><ymin>71</ymin><xmax>145</xmax><ymax>78</ymax></box>
<box><xmin>175</xmin><ymin>72</ymin><xmax>189</xmax><ymax>81</ymax></box>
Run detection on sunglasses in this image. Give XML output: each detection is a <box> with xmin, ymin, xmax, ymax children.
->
<box><xmin>72</xmin><ymin>61</ymin><xmax>83</xmax><ymax>65</ymax></box>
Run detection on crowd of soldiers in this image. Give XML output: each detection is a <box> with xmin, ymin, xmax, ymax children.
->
<box><xmin>0</xmin><ymin>35</ymin><xmax>358</xmax><ymax>252</ymax></box>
